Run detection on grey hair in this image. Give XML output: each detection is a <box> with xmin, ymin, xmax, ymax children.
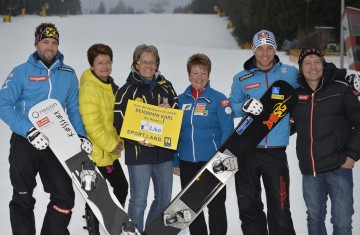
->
<box><xmin>132</xmin><ymin>44</ymin><xmax>160</xmax><ymax>72</ymax></box>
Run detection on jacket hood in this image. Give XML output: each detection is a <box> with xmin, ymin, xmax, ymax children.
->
<box><xmin>243</xmin><ymin>54</ymin><xmax>280</xmax><ymax>70</ymax></box>
<box><xmin>297</xmin><ymin>62</ymin><xmax>347</xmax><ymax>91</ymax></box>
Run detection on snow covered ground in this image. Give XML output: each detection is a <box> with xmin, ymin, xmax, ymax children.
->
<box><xmin>0</xmin><ymin>14</ymin><xmax>359</xmax><ymax>235</ymax></box>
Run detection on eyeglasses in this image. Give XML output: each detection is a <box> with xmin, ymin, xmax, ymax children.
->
<box><xmin>94</xmin><ymin>61</ymin><xmax>113</xmax><ymax>66</ymax></box>
<box><xmin>137</xmin><ymin>60</ymin><xmax>158</xmax><ymax>66</ymax></box>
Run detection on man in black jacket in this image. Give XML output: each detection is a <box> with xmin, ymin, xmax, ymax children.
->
<box><xmin>291</xmin><ymin>47</ymin><xmax>360</xmax><ymax>235</ymax></box>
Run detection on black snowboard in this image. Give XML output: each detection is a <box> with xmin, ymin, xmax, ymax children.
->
<box><xmin>143</xmin><ymin>80</ymin><xmax>297</xmax><ymax>235</ymax></box>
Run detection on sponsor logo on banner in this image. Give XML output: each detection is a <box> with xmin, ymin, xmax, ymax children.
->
<box><xmin>140</xmin><ymin>120</ymin><xmax>163</xmax><ymax>134</ymax></box>
<box><xmin>164</xmin><ymin>137</ymin><xmax>172</xmax><ymax>147</ymax></box>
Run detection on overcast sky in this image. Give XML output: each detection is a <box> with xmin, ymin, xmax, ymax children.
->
<box><xmin>80</xmin><ymin>0</ymin><xmax>192</xmax><ymax>13</ymax></box>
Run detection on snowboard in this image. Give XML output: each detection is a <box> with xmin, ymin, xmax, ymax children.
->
<box><xmin>28</xmin><ymin>99</ymin><xmax>139</xmax><ymax>235</ymax></box>
<box><xmin>143</xmin><ymin>80</ymin><xmax>297</xmax><ymax>235</ymax></box>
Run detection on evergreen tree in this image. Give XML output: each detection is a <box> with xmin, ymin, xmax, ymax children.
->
<box><xmin>96</xmin><ymin>1</ymin><xmax>106</xmax><ymax>14</ymax></box>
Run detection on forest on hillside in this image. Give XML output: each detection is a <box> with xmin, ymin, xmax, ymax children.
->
<box><xmin>2</xmin><ymin>0</ymin><xmax>360</xmax><ymax>49</ymax></box>
<box><xmin>174</xmin><ymin>0</ymin><xmax>360</xmax><ymax>49</ymax></box>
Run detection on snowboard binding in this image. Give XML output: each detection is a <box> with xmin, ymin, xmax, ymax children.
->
<box><xmin>164</xmin><ymin>209</ymin><xmax>192</xmax><ymax>226</ymax></box>
<box><xmin>83</xmin><ymin>206</ymin><xmax>100</xmax><ymax>235</ymax></box>
<box><xmin>80</xmin><ymin>161</ymin><xmax>97</xmax><ymax>191</ymax></box>
<box><xmin>121</xmin><ymin>221</ymin><xmax>137</xmax><ymax>235</ymax></box>
<box><xmin>212</xmin><ymin>156</ymin><xmax>238</xmax><ymax>173</ymax></box>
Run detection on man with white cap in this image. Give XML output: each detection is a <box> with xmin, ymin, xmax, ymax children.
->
<box><xmin>229</xmin><ymin>29</ymin><xmax>298</xmax><ymax>235</ymax></box>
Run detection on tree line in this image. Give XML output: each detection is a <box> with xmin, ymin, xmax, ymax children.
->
<box><xmin>1</xmin><ymin>0</ymin><xmax>81</xmax><ymax>15</ymax></box>
<box><xmin>175</xmin><ymin>0</ymin><xmax>360</xmax><ymax>49</ymax></box>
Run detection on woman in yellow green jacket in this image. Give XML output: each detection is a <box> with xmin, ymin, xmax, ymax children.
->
<box><xmin>79</xmin><ymin>43</ymin><xmax>128</xmax><ymax>235</ymax></box>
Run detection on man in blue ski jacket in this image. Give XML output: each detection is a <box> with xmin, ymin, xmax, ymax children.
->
<box><xmin>0</xmin><ymin>23</ymin><xmax>91</xmax><ymax>235</ymax></box>
<box><xmin>228</xmin><ymin>30</ymin><xmax>298</xmax><ymax>235</ymax></box>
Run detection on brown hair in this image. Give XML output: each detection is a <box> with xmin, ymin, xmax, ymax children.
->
<box><xmin>186</xmin><ymin>53</ymin><xmax>212</xmax><ymax>75</ymax></box>
<box><xmin>87</xmin><ymin>43</ymin><xmax>113</xmax><ymax>66</ymax></box>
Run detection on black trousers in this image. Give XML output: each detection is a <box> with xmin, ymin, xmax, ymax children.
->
<box><xmin>235</xmin><ymin>148</ymin><xmax>296</xmax><ymax>235</ymax></box>
<box><xmin>9</xmin><ymin>133</ymin><xmax>75</xmax><ymax>235</ymax></box>
<box><xmin>96</xmin><ymin>159</ymin><xmax>129</xmax><ymax>207</ymax></box>
<box><xmin>179</xmin><ymin>160</ymin><xmax>227</xmax><ymax>235</ymax></box>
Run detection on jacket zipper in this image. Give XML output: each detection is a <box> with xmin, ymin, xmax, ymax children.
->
<box><xmin>264</xmin><ymin>73</ymin><xmax>269</xmax><ymax>148</ymax></box>
<box><xmin>191</xmin><ymin>100</ymin><xmax>196</xmax><ymax>162</ymax></box>
<box><xmin>310</xmin><ymin>92</ymin><xmax>316</xmax><ymax>176</ymax></box>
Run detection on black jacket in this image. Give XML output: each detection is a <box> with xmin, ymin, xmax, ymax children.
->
<box><xmin>114</xmin><ymin>70</ymin><xmax>178</xmax><ymax>165</ymax></box>
<box><xmin>292</xmin><ymin>63</ymin><xmax>360</xmax><ymax>175</ymax></box>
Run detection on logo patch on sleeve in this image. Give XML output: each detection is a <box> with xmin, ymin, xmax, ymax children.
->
<box><xmin>220</xmin><ymin>99</ymin><xmax>230</xmax><ymax>107</ymax></box>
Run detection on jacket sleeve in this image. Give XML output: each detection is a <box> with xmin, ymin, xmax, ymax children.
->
<box><xmin>64</xmin><ymin>70</ymin><xmax>86</xmax><ymax>137</ymax></box>
<box><xmin>217</xmin><ymin>95</ymin><xmax>234</xmax><ymax>144</ymax></box>
<box><xmin>114</xmin><ymin>84</ymin><xmax>132</xmax><ymax>134</ymax></box>
<box><xmin>343</xmin><ymin>88</ymin><xmax>360</xmax><ymax>161</ymax></box>
<box><xmin>0</xmin><ymin>68</ymin><xmax>33</xmax><ymax>137</ymax></box>
<box><xmin>79</xmin><ymin>83</ymin><xmax>118</xmax><ymax>153</ymax></box>
<box><xmin>228</xmin><ymin>74</ymin><xmax>247</xmax><ymax>118</ymax></box>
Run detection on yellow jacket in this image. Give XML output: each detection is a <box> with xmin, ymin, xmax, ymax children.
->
<box><xmin>79</xmin><ymin>68</ymin><xmax>123</xmax><ymax>166</ymax></box>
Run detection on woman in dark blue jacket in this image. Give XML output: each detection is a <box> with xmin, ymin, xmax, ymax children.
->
<box><xmin>173</xmin><ymin>53</ymin><xmax>234</xmax><ymax>235</ymax></box>
<box><xmin>113</xmin><ymin>44</ymin><xmax>178</xmax><ymax>233</ymax></box>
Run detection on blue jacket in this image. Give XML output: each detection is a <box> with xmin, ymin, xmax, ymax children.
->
<box><xmin>173</xmin><ymin>83</ymin><xmax>234</xmax><ymax>167</ymax></box>
<box><xmin>0</xmin><ymin>51</ymin><xmax>86</xmax><ymax>138</ymax></box>
<box><xmin>228</xmin><ymin>55</ymin><xmax>298</xmax><ymax>147</ymax></box>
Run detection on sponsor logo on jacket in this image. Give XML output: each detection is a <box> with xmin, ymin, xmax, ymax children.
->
<box><xmin>239</xmin><ymin>72</ymin><xmax>254</xmax><ymax>81</ymax></box>
<box><xmin>29</xmin><ymin>76</ymin><xmax>48</xmax><ymax>81</ymax></box>
<box><xmin>244</xmin><ymin>82</ymin><xmax>261</xmax><ymax>90</ymax></box>
<box><xmin>220</xmin><ymin>99</ymin><xmax>230</xmax><ymax>107</ymax></box>
<box><xmin>58</xmin><ymin>67</ymin><xmax>74</xmax><ymax>72</ymax></box>
<box><xmin>298</xmin><ymin>94</ymin><xmax>309</xmax><ymax>101</ymax></box>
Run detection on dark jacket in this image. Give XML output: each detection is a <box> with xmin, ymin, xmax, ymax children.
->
<box><xmin>114</xmin><ymin>69</ymin><xmax>178</xmax><ymax>165</ymax></box>
<box><xmin>292</xmin><ymin>63</ymin><xmax>360</xmax><ymax>175</ymax></box>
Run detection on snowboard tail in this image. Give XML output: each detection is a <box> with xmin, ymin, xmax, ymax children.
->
<box><xmin>143</xmin><ymin>80</ymin><xmax>297</xmax><ymax>235</ymax></box>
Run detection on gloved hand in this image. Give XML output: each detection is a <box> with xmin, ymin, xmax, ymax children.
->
<box><xmin>345</xmin><ymin>74</ymin><xmax>360</xmax><ymax>92</ymax></box>
<box><xmin>79</xmin><ymin>136</ymin><xmax>93</xmax><ymax>154</ymax></box>
<box><xmin>242</xmin><ymin>98</ymin><xmax>263</xmax><ymax>115</ymax></box>
<box><xmin>27</xmin><ymin>127</ymin><xmax>49</xmax><ymax>150</ymax></box>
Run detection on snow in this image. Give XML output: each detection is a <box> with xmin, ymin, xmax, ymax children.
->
<box><xmin>0</xmin><ymin>14</ymin><xmax>359</xmax><ymax>235</ymax></box>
